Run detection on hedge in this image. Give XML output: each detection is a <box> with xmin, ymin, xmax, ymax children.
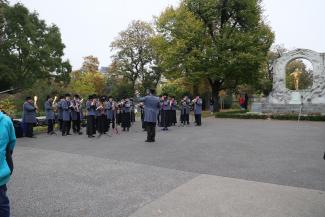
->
<box><xmin>215</xmin><ymin>111</ymin><xmax>325</xmax><ymax>121</ymax></box>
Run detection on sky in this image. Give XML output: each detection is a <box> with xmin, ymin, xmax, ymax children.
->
<box><xmin>9</xmin><ymin>0</ymin><xmax>325</xmax><ymax>70</ymax></box>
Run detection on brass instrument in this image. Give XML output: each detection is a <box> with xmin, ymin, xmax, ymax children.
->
<box><xmin>33</xmin><ymin>96</ymin><xmax>38</xmax><ymax>110</ymax></box>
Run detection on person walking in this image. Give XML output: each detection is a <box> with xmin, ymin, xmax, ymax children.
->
<box><xmin>0</xmin><ymin>111</ymin><xmax>16</xmax><ymax>217</ymax></box>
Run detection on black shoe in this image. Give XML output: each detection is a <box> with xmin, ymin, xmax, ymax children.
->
<box><xmin>88</xmin><ymin>135</ymin><xmax>94</xmax><ymax>138</ymax></box>
<box><xmin>78</xmin><ymin>132</ymin><xmax>83</xmax><ymax>135</ymax></box>
<box><xmin>67</xmin><ymin>133</ymin><xmax>72</xmax><ymax>135</ymax></box>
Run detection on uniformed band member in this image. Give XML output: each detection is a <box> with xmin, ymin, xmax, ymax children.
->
<box><xmin>106</xmin><ymin>96</ymin><xmax>114</xmax><ymax>132</ymax></box>
<box><xmin>137</xmin><ymin>89</ymin><xmax>160</xmax><ymax>142</ymax></box>
<box><xmin>71</xmin><ymin>95</ymin><xmax>83</xmax><ymax>135</ymax></box>
<box><xmin>160</xmin><ymin>95</ymin><xmax>170</xmax><ymax>131</ymax></box>
<box><xmin>180</xmin><ymin>96</ymin><xmax>190</xmax><ymax>125</ymax></box>
<box><xmin>45</xmin><ymin>96</ymin><xmax>56</xmax><ymax>135</ymax></box>
<box><xmin>139</xmin><ymin>103</ymin><xmax>145</xmax><ymax>130</ymax></box>
<box><xmin>61</xmin><ymin>93</ymin><xmax>72</xmax><ymax>136</ymax></box>
<box><xmin>86</xmin><ymin>95</ymin><xmax>97</xmax><ymax>138</ymax></box>
<box><xmin>96</xmin><ymin>96</ymin><xmax>106</xmax><ymax>135</ymax></box>
<box><xmin>170</xmin><ymin>96</ymin><xmax>177</xmax><ymax>126</ymax></box>
<box><xmin>57</xmin><ymin>96</ymin><xmax>64</xmax><ymax>131</ymax></box>
<box><xmin>121</xmin><ymin>97</ymin><xmax>131</xmax><ymax>131</ymax></box>
<box><xmin>193</xmin><ymin>96</ymin><xmax>203</xmax><ymax>126</ymax></box>
<box><xmin>22</xmin><ymin>96</ymin><xmax>37</xmax><ymax>138</ymax></box>
<box><xmin>130</xmin><ymin>98</ymin><xmax>136</xmax><ymax>124</ymax></box>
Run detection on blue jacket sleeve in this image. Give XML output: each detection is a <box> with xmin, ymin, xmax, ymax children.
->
<box><xmin>8</xmin><ymin>119</ymin><xmax>16</xmax><ymax>152</ymax></box>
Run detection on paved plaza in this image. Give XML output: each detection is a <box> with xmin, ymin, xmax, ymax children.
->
<box><xmin>9</xmin><ymin>118</ymin><xmax>325</xmax><ymax>217</ymax></box>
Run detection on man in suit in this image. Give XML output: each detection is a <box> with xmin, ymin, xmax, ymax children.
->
<box><xmin>61</xmin><ymin>94</ymin><xmax>72</xmax><ymax>136</ymax></box>
<box><xmin>137</xmin><ymin>89</ymin><xmax>160</xmax><ymax>142</ymax></box>
<box><xmin>44</xmin><ymin>96</ymin><xmax>56</xmax><ymax>135</ymax></box>
<box><xmin>22</xmin><ymin>96</ymin><xmax>37</xmax><ymax>138</ymax></box>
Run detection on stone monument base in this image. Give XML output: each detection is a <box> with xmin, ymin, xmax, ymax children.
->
<box><xmin>261</xmin><ymin>103</ymin><xmax>325</xmax><ymax>114</ymax></box>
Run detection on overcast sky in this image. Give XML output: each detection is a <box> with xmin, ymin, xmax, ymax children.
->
<box><xmin>9</xmin><ymin>0</ymin><xmax>325</xmax><ymax>70</ymax></box>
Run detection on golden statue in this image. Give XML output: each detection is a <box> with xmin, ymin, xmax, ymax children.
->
<box><xmin>290</xmin><ymin>68</ymin><xmax>303</xmax><ymax>90</ymax></box>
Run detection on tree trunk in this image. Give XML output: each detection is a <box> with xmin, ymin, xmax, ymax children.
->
<box><xmin>211</xmin><ymin>84</ymin><xmax>220</xmax><ymax>112</ymax></box>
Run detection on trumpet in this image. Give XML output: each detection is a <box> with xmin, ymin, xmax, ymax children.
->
<box><xmin>34</xmin><ymin>96</ymin><xmax>38</xmax><ymax>109</ymax></box>
<box><xmin>53</xmin><ymin>96</ymin><xmax>58</xmax><ymax>104</ymax></box>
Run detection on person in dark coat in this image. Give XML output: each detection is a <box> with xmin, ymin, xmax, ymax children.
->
<box><xmin>61</xmin><ymin>94</ymin><xmax>72</xmax><ymax>136</ymax></box>
<box><xmin>22</xmin><ymin>96</ymin><xmax>37</xmax><ymax>138</ymax></box>
<box><xmin>137</xmin><ymin>89</ymin><xmax>160</xmax><ymax>142</ymax></box>
<box><xmin>121</xmin><ymin>98</ymin><xmax>131</xmax><ymax>131</ymax></box>
<box><xmin>193</xmin><ymin>96</ymin><xmax>203</xmax><ymax>126</ymax></box>
<box><xmin>139</xmin><ymin>103</ymin><xmax>145</xmax><ymax>130</ymax></box>
<box><xmin>130</xmin><ymin>98</ymin><xmax>136</xmax><ymax>124</ymax></box>
<box><xmin>244</xmin><ymin>93</ymin><xmax>249</xmax><ymax>110</ymax></box>
<box><xmin>71</xmin><ymin>95</ymin><xmax>83</xmax><ymax>135</ymax></box>
<box><xmin>44</xmin><ymin>96</ymin><xmax>55</xmax><ymax>135</ymax></box>
<box><xmin>86</xmin><ymin>95</ymin><xmax>97</xmax><ymax>138</ymax></box>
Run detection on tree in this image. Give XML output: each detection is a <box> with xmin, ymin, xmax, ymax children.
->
<box><xmin>81</xmin><ymin>55</ymin><xmax>100</xmax><ymax>72</ymax></box>
<box><xmin>0</xmin><ymin>3</ymin><xmax>71</xmax><ymax>91</ymax></box>
<box><xmin>110</xmin><ymin>20</ymin><xmax>162</xmax><ymax>93</ymax></box>
<box><xmin>156</xmin><ymin>0</ymin><xmax>274</xmax><ymax>111</ymax></box>
<box><xmin>69</xmin><ymin>71</ymin><xmax>106</xmax><ymax>97</ymax></box>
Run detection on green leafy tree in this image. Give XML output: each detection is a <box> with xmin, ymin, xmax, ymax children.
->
<box><xmin>156</xmin><ymin>0</ymin><xmax>274</xmax><ymax>111</ymax></box>
<box><xmin>110</xmin><ymin>20</ymin><xmax>163</xmax><ymax>93</ymax></box>
<box><xmin>0</xmin><ymin>3</ymin><xmax>71</xmax><ymax>91</ymax></box>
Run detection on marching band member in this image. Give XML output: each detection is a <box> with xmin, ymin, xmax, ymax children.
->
<box><xmin>71</xmin><ymin>94</ymin><xmax>83</xmax><ymax>135</ymax></box>
<box><xmin>44</xmin><ymin>96</ymin><xmax>56</xmax><ymax>135</ymax></box>
<box><xmin>22</xmin><ymin>96</ymin><xmax>37</xmax><ymax>138</ymax></box>
<box><xmin>96</xmin><ymin>96</ymin><xmax>106</xmax><ymax>135</ymax></box>
<box><xmin>61</xmin><ymin>93</ymin><xmax>72</xmax><ymax>136</ymax></box>
<box><xmin>57</xmin><ymin>96</ymin><xmax>64</xmax><ymax>132</ymax></box>
<box><xmin>160</xmin><ymin>95</ymin><xmax>170</xmax><ymax>131</ymax></box>
<box><xmin>121</xmin><ymin>97</ymin><xmax>131</xmax><ymax>132</ymax></box>
<box><xmin>86</xmin><ymin>95</ymin><xmax>97</xmax><ymax>138</ymax></box>
<box><xmin>180</xmin><ymin>96</ymin><xmax>190</xmax><ymax>126</ymax></box>
<box><xmin>193</xmin><ymin>96</ymin><xmax>203</xmax><ymax>126</ymax></box>
<box><xmin>106</xmin><ymin>96</ymin><xmax>114</xmax><ymax>133</ymax></box>
<box><xmin>170</xmin><ymin>96</ymin><xmax>177</xmax><ymax>126</ymax></box>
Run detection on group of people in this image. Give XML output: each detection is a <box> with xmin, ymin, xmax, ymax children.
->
<box><xmin>21</xmin><ymin>90</ymin><xmax>203</xmax><ymax>141</ymax></box>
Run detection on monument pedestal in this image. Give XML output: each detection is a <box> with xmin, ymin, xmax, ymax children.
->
<box><xmin>289</xmin><ymin>92</ymin><xmax>302</xmax><ymax>105</ymax></box>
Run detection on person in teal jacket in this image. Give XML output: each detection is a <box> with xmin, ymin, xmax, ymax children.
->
<box><xmin>0</xmin><ymin>111</ymin><xmax>16</xmax><ymax>217</ymax></box>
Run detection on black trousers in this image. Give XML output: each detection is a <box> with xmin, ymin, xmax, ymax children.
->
<box><xmin>87</xmin><ymin>115</ymin><xmax>96</xmax><ymax>136</ymax></box>
<box><xmin>72</xmin><ymin>113</ymin><xmax>81</xmax><ymax>133</ymax></box>
<box><xmin>145</xmin><ymin>122</ymin><xmax>156</xmax><ymax>141</ymax></box>
<box><xmin>121</xmin><ymin>112</ymin><xmax>131</xmax><ymax>130</ymax></box>
<box><xmin>25</xmin><ymin>123</ymin><xmax>34</xmax><ymax>137</ymax></box>
<box><xmin>47</xmin><ymin>119</ymin><xmax>54</xmax><ymax>134</ymax></box>
<box><xmin>195</xmin><ymin>114</ymin><xmax>202</xmax><ymax>126</ymax></box>
<box><xmin>97</xmin><ymin>115</ymin><xmax>105</xmax><ymax>134</ymax></box>
<box><xmin>62</xmin><ymin>120</ymin><xmax>71</xmax><ymax>135</ymax></box>
<box><xmin>58</xmin><ymin>119</ymin><xmax>63</xmax><ymax>131</ymax></box>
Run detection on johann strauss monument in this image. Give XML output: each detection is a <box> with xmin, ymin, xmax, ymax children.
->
<box><xmin>262</xmin><ymin>49</ymin><xmax>325</xmax><ymax>114</ymax></box>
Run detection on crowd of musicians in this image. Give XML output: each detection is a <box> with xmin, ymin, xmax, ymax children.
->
<box><xmin>22</xmin><ymin>92</ymin><xmax>203</xmax><ymax>140</ymax></box>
